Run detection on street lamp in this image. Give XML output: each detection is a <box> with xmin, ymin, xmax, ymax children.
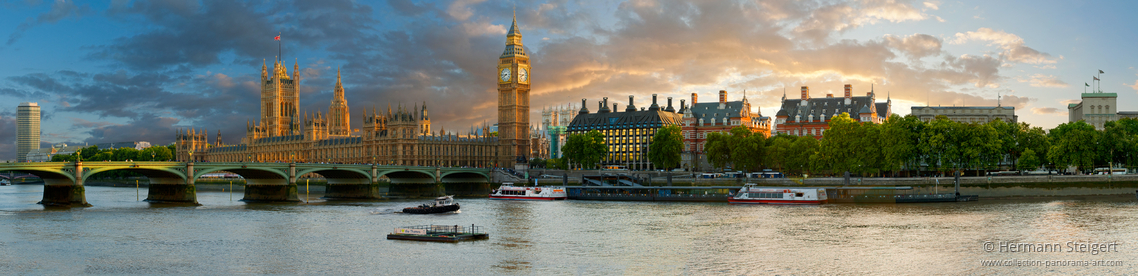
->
<box><xmin>151</xmin><ymin>152</ymin><xmax>155</xmax><ymax>162</ymax></box>
<box><xmin>291</xmin><ymin>151</ymin><xmax>295</xmax><ymax>163</ymax></box>
<box><xmin>247</xmin><ymin>154</ymin><xmax>252</xmax><ymax>163</ymax></box>
<box><xmin>188</xmin><ymin>150</ymin><xmax>194</xmax><ymax>163</ymax></box>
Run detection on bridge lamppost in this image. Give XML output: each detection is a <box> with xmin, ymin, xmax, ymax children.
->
<box><xmin>150</xmin><ymin>152</ymin><xmax>155</xmax><ymax>162</ymax></box>
<box><xmin>188</xmin><ymin>150</ymin><xmax>194</xmax><ymax>163</ymax></box>
<box><xmin>290</xmin><ymin>151</ymin><xmax>295</xmax><ymax>164</ymax></box>
<box><xmin>247</xmin><ymin>154</ymin><xmax>252</xmax><ymax>163</ymax></box>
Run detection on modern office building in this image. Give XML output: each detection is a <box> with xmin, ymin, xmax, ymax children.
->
<box><xmin>567</xmin><ymin>95</ymin><xmax>682</xmax><ymax>170</ymax></box>
<box><xmin>17</xmin><ymin>102</ymin><xmax>40</xmax><ymax>162</ymax></box>
<box><xmin>774</xmin><ymin>85</ymin><xmax>891</xmax><ymax>139</ymax></box>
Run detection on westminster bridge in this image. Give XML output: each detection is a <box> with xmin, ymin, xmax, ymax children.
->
<box><xmin>0</xmin><ymin>161</ymin><xmax>492</xmax><ymax>206</ymax></box>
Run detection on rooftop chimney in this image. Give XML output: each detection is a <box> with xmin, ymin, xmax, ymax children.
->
<box><xmin>626</xmin><ymin>95</ymin><xmax>637</xmax><ymax>112</ymax></box>
<box><xmin>649</xmin><ymin>94</ymin><xmax>660</xmax><ymax>111</ymax></box>
<box><xmin>719</xmin><ymin>90</ymin><xmax>727</xmax><ymax>104</ymax></box>
<box><xmin>580</xmin><ymin>98</ymin><xmax>590</xmax><ymax>114</ymax></box>
<box><xmin>680</xmin><ymin>99</ymin><xmax>686</xmax><ymax>114</ymax></box>
<box><xmin>691</xmin><ymin>93</ymin><xmax>698</xmax><ymax>105</ymax></box>
<box><xmin>844</xmin><ymin>84</ymin><xmax>852</xmax><ymax>99</ymax></box>
<box><xmin>801</xmin><ymin>86</ymin><xmax>810</xmax><ymax>100</ymax></box>
<box><xmin>665</xmin><ymin>97</ymin><xmax>675</xmax><ymax>112</ymax></box>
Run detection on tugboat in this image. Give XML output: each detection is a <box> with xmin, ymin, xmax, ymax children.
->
<box><xmin>402</xmin><ymin>195</ymin><xmax>460</xmax><ymax>214</ymax></box>
<box><xmin>728</xmin><ymin>183</ymin><xmax>827</xmax><ymax>205</ymax></box>
<box><xmin>489</xmin><ymin>183</ymin><xmax>567</xmax><ymax>200</ymax></box>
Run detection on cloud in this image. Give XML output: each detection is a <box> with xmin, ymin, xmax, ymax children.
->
<box><xmin>6</xmin><ymin>0</ymin><xmax>93</xmax><ymax>45</ymax></box>
<box><xmin>1031</xmin><ymin>107</ymin><xmax>1062</xmax><ymax>114</ymax></box>
<box><xmin>951</xmin><ymin>27</ymin><xmax>1055</xmax><ymax>64</ymax></box>
<box><xmin>1019</xmin><ymin>74</ymin><xmax>1068</xmax><ymax>88</ymax></box>
<box><xmin>1130</xmin><ymin>74</ymin><xmax>1138</xmax><ymax>93</ymax></box>
<box><xmin>884</xmin><ymin>33</ymin><xmax>942</xmax><ymax>59</ymax></box>
<box><xmin>0</xmin><ymin>115</ymin><xmax>16</xmax><ymax>160</ymax></box>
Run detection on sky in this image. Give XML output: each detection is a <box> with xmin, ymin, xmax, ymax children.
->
<box><xmin>1</xmin><ymin>0</ymin><xmax>1137</xmax><ymax>160</ymax></box>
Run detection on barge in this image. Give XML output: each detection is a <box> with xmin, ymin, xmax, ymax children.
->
<box><xmin>386</xmin><ymin>224</ymin><xmax>488</xmax><ymax>242</ymax></box>
<box><xmin>565</xmin><ymin>186</ymin><xmax>737</xmax><ymax>202</ymax></box>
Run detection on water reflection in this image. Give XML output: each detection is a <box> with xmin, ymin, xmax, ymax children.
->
<box><xmin>0</xmin><ymin>185</ymin><xmax>1135</xmax><ymax>274</ymax></box>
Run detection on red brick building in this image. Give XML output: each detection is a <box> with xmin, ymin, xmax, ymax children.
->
<box><xmin>680</xmin><ymin>90</ymin><xmax>772</xmax><ymax>171</ymax></box>
<box><xmin>774</xmin><ymin>85</ymin><xmax>891</xmax><ymax>139</ymax></box>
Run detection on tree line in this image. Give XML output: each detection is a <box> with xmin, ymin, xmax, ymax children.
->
<box><xmin>532</xmin><ymin>113</ymin><xmax>1138</xmax><ymax>176</ymax></box>
<box><xmin>50</xmin><ymin>145</ymin><xmax>176</xmax><ymax>162</ymax></box>
<box><xmin>697</xmin><ymin>113</ymin><xmax>1138</xmax><ymax>176</ymax></box>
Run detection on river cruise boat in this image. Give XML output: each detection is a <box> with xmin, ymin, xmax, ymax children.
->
<box><xmin>489</xmin><ymin>183</ymin><xmax>567</xmax><ymax>200</ymax></box>
<box><xmin>402</xmin><ymin>195</ymin><xmax>460</xmax><ymax>214</ymax></box>
<box><xmin>728</xmin><ymin>184</ymin><xmax>827</xmax><ymax>205</ymax></box>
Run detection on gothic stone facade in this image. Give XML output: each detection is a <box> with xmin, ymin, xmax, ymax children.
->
<box><xmin>177</xmin><ymin>61</ymin><xmax>498</xmax><ymax>167</ymax></box>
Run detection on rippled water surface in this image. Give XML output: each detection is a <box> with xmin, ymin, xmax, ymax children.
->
<box><xmin>1</xmin><ymin>185</ymin><xmax>1136</xmax><ymax>275</ymax></box>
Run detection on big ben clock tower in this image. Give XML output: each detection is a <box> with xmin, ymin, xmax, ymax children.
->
<box><xmin>497</xmin><ymin>14</ymin><xmax>530</xmax><ymax>167</ymax></box>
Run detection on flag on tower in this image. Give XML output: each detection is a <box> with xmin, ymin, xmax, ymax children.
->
<box><xmin>1099</xmin><ymin>70</ymin><xmax>1105</xmax><ymax>74</ymax></box>
<box><xmin>1094</xmin><ymin>76</ymin><xmax>1100</xmax><ymax>81</ymax></box>
<box><xmin>1085</xmin><ymin>83</ymin><xmax>1090</xmax><ymax>87</ymax></box>
<box><xmin>274</xmin><ymin>35</ymin><xmax>280</xmax><ymax>41</ymax></box>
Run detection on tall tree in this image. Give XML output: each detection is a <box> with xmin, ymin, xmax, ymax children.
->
<box><xmin>786</xmin><ymin>136</ymin><xmax>819</xmax><ymax>176</ymax></box>
<box><xmin>818</xmin><ymin>113</ymin><xmax>860</xmax><ymax>174</ymax></box>
<box><xmin>648</xmin><ymin>125</ymin><xmax>683</xmax><ymax>170</ymax></box>
<box><xmin>704</xmin><ymin>132</ymin><xmax>731</xmax><ymax>171</ymax></box>
<box><xmin>764</xmin><ymin>134</ymin><xmax>795</xmax><ymax>172</ymax></box>
<box><xmin>881</xmin><ymin>114</ymin><xmax>921</xmax><ymax>176</ymax></box>
<box><xmin>1047</xmin><ymin>121</ymin><xmax>1099</xmax><ymax>173</ymax></box>
<box><xmin>563</xmin><ymin>130</ymin><xmax>608</xmax><ymax>169</ymax></box>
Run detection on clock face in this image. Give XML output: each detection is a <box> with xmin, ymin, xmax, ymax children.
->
<box><xmin>519</xmin><ymin>68</ymin><xmax>528</xmax><ymax>82</ymax></box>
<box><xmin>500</xmin><ymin>68</ymin><xmax>511</xmax><ymax>82</ymax></box>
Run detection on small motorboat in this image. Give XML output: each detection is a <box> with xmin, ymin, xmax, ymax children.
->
<box><xmin>0</xmin><ymin>179</ymin><xmax>10</xmax><ymax>186</ymax></box>
<box><xmin>402</xmin><ymin>195</ymin><xmax>460</xmax><ymax>214</ymax></box>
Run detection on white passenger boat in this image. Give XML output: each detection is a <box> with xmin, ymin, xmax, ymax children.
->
<box><xmin>489</xmin><ymin>183</ymin><xmax>567</xmax><ymax>200</ymax></box>
<box><xmin>728</xmin><ymin>184</ymin><xmax>826</xmax><ymax>205</ymax></box>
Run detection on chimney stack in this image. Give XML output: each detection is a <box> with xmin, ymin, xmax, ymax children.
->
<box><xmin>680</xmin><ymin>99</ymin><xmax>686</xmax><ymax>112</ymax></box>
<box><xmin>665</xmin><ymin>97</ymin><xmax>675</xmax><ymax>112</ymax></box>
<box><xmin>649</xmin><ymin>94</ymin><xmax>660</xmax><ymax>110</ymax></box>
<box><xmin>719</xmin><ymin>90</ymin><xmax>727</xmax><ymax>104</ymax></box>
<box><xmin>844</xmin><ymin>84</ymin><xmax>852</xmax><ymax>99</ymax></box>
<box><xmin>627</xmin><ymin>95</ymin><xmax>637</xmax><ymax>112</ymax></box>
<box><xmin>691</xmin><ymin>93</ymin><xmax>698</xmax><ymax>105</ymax></box>
<box><xmin>801</xmin><ymin>86</ymin><xmax>810</xmax><ymax>100</ymax></box>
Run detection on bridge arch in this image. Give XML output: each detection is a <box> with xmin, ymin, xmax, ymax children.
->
<box><xmin>438</xmin><ymin>171</ymin><xmax>491</xmax><ymax>183</ymax></box>
<box><xmin>193</xmin><ymin>167</ymin><xmax>289</xmax><ymax>185</ymax></box>
<box><xmin>81</xmin><ymin>166</ymin><xmax>187</xmax><ymax>184</ymax></box>
<box><xmin>0</xmin><ymin>167</ymin><xmax>76</xmax><ymax>185</ymax></box>
<box><xmin>378</xmin><ymin>169</ymin><xmax>436</xmax><ymax>184</ymax></box>
<box><xmin>296</xmin><ymin>167</ymin><xmax>371</xmax><ymax>185</ymax></box>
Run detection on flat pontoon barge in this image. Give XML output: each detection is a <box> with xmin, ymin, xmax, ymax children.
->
<box><xmin>387</xmin><ymin>225</ymin><xmax>488</xmax><ymax>242</ymax></box>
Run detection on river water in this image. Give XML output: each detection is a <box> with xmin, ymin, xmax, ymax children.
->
<box><xmin>1</xmin><ymin>185</ymin><xmax>1135</xmax><ymax>275</ymax></box>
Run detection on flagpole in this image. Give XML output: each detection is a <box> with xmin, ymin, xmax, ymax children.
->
<box><xmin>278</xmin><ymin>32</ymin><xmax>281</xmax><ymax>63</ymax></box>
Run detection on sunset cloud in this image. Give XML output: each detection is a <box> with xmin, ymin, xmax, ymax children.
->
<box><xmin>951</xmin><ymin>27</ymin><xmax>1056</xmax><ymax>64</ymax></box>
<box><xmin>1020</xmin><ymin>74</ymin><xmax>1068</xmax><ymax>88</ymax></box>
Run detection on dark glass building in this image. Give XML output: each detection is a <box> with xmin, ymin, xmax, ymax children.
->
<box><xmin>567</xmin><ymin>94</ymin><xmax>682</xmax><ymax>171</ymax></box>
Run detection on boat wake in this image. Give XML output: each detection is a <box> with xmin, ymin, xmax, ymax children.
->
<box><xmin>370</xmin><ymin>208</ymin><xmax>401</xmax><ymax>215</ymax></box>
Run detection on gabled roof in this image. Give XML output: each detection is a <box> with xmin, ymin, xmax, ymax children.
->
<box><xmin>775</xmin><ymin>95</ymin><xmax>890</xmax><ymax>123</ymax></box>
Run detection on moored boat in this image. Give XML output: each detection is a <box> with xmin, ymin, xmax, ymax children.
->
<box><xmin>489</xmin><ymin>183</ymin><xmax>567</xmax><ymax>200</ymax></box>
<box><xmin>728</xmin><ymin>184</ymin><xmax>826</xmax><ymax>205</ymax></box>
<box><xmin>402</xmin><ymin>196</ymin><xmax>460</xmax><ymax>214</ymax></box>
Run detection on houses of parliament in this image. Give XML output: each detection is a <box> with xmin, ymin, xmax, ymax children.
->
<box><xmin>176</xmin><ymin>16</ymin><xmax>534</xmax><ymax>167</ymax></box>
